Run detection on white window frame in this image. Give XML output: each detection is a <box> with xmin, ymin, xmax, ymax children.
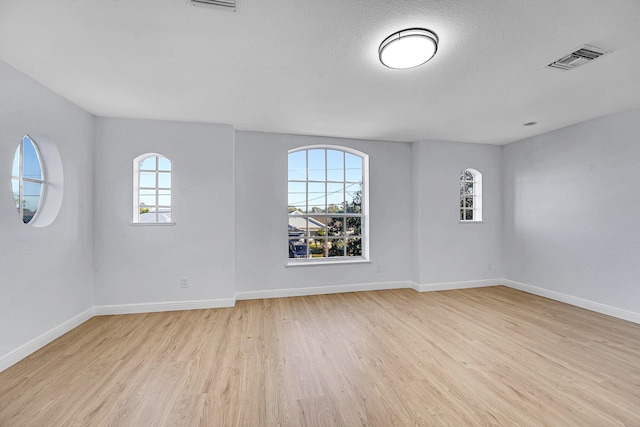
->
<box><xmin>287</xmin><ymin>145</ymin><xmax>369</xmax><ymax>265</ymax></box>
<box><xmin>460</xmin><ymin>168</ymin><xmax>482</xmax><ymax>222</ymax></box>
<box><xmin>132</xmin><ymin>153</ymin><xmax>174</xmax><ymax>225</ymax></box>
<box><xmin>11</xmin><ymin>135</ymin><xmax>46</xmax><ymax>224</ymax></box>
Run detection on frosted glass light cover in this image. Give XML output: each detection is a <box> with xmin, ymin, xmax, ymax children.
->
<box><xmin>379</xmin><ymin>28</ymin><xmax>438</xmax><ymax>70</ymax></box>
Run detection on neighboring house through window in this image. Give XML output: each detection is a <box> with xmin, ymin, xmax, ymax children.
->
<box><xmin>133</xmin><ymin>153</ymin><xmax>172</xmax><ymax>223</ymax></box>
<box><xmin>460</xmin><ymin>168</ymin><xmax>482</xmax><ymax>222</ymax></box>
<box><xmin>288</xmin><ymin>146</ymin><xmax>368</xmax><ymax>261</ymax></box>
<box><xmin>11</xmin><ymin>135</ymin><xmax>45</xmax><ymax>224</ymax></box>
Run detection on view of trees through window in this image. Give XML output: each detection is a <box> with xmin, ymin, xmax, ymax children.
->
<box><xmin>288</xmin><ymin>147</ymin><xmax>365</xmax><ymax>259</ymax></box>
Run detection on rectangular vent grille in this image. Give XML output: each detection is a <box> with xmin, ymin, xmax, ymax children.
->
<box><xmin>190</xmin><ymin>0</ymin><xmax>237</xmax><ymax>11</ymax></box>
<box><xmin>547</xmin><ymin>45</ymin><xmax>609</xmax><ymax>71</ymax></box>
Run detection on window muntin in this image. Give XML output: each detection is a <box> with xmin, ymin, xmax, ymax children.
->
<box><xmin>288</xmin><ymin>146</ymin><xmax>368</xmax><ymax>260</ymax></box>
<box><xmin>11</xmin><ymin>135</ymin><xmax>45</xmax><ymax>224</ymax></box>
<box><xmin>133</xmin><ymin>154</ymin><xmax>172</xmax><ymax>223</ymax></box>
<box><xmin>460</xmin><ymin>168</ymin><xmax>482</xmax><ymax>222</ymax></box>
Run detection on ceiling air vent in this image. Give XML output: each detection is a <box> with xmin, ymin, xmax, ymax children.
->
<box><xmin>547</xmin><ymin>45</ymin><xmax>610</xmax><ymax>71</ymax></box>
<box><xmin>190</xmin><ymin>0</ymin><xmax>237</xmax><ymax>11</ymax></box>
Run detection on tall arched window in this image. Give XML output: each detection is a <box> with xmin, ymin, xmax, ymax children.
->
<box><xmin>133</xmin><ymin>153</ymin><xmax>172</xmax><ymax>224</ymax></box>
<box><xmin>460</xmin><ymin>168</ymin><xmax>482</xmax><ymax>222</ymax></box>
<box><xmin>11</xmin><ymin>135</ymin><xmax>45</xmax><ymax>224</ymax></box>
<box><xmin>288</xmin><ymin>146</ymin><xmax>368</xmax><ymax>261</ymax></box>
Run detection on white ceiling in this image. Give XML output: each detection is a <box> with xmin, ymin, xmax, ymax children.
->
<box><xmin>1</xmin><ymin>0</ymin><xmax>640</xmax><ymax>145</ymax></box>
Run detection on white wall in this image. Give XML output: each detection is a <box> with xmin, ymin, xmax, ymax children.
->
<box><xmin>0</xmin><ymin>61</ymin><xmax>95</xmax><ymax>358</ymax></box>
<box><xmin>234</xmin><ymin>132</ymin><xmax>413</xmax><ymax>294</ymax></box>
<box><xmin>3</xmin><ymin>59</ymin><xmax>639</xmax><ymax>371</ymax></box>
<box><xmin>411</xmin><ymin>140</ymin><xmax>503</xmax><ymax>285</ymax></box>
<box><xmin>503</xmin><ymin>108</ymin><xmax>640</xmax><ymax>313</ymax></box>
<box><xmin>93</xmin><ymin>118</ymin><xmax>235</xmax><ymax>306</ymax></box>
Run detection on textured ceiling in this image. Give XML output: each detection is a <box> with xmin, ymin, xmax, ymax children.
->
<box><xmin>1</xmin><ymin>0</ymin><xmax>640</xmax><ymax>144</ymax></box>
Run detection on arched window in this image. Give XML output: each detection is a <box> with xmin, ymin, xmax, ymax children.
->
<box><xmin>11</xmin><ymin>135</ymin><xmax>45</xmax><ymax>224</ymax></box>
<box><xmin>133</xmin><ymin>153</ymin><xmax>172</xmax><ymax>224</ymax></box>
<box><xmin>288</xmin><ymin>146</ymin><xmax>368</xmax><ymax>261</ymax></box>
<box><xmin>460</xmin><ymin>168</ymin><xmax>482</xmax><ymax>222</ymax></box>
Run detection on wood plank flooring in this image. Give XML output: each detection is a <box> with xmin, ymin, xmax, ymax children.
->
<box><xmin>1</xmin><ymin>286</ymin><xmax>639</xmax><ymax>426</ymax></box>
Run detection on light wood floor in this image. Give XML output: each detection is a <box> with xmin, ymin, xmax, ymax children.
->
<box><xmin>1</xmin><ymin>286</ymin><xmax>640</xmax><ymax>426</ymax></box>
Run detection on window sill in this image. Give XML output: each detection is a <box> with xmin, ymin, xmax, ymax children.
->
<box><xmin>459</xmin><ymin>220</ymin><xmax>483</xmax><ymax>224</ymax></box>
<box><xmin>129</xmin><ymin>222</ymin><xmax>176</xmax><ymax>226</ymax></box>
<box><xmin>286</xmin><ymin>258</ymin><xmax>371</xmax><ymax>268</ymax></box>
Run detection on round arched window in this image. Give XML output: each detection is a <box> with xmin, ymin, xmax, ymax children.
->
<box><xmin>11</xmin><ymin>135</ymin><xmax>46</xmax><ymax>224</ymax></box>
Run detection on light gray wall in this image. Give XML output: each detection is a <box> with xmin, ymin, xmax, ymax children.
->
<box><xmin>93</xmin><ymin>118</ymin><xmax>235</xmax><ymax>305</ymax></box>
<box><xmin>503</xmin><ymin>108</ymin><xmax>640</xmax><ymax>312</ymax></box>
<box><xmin>411</xmin><ymin>140</ymin><xmax>503</xmax><ymax>284</ymax></box>
<box><xmin>234</xmin><ymin>131</ymin><xmax>413</xmax><ymax>292</ymax></box>
<box><xmin>0</xmin><ymin>61</ymin><xmax>94</xmax><ymax>357</ymax></box>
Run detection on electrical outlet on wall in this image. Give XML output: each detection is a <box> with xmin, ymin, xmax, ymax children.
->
<box><xmin>180</xmin><ymin>277</ymin><xmax>189</xmax><ymax>288</ymax></box>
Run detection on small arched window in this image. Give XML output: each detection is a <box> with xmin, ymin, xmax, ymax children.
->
<box><xmin>133</xmin><ymin>153</ymin><xmax>172</xmax><ymax>224</ymax></box>
<box><xmin>288</xmin><ymin>146</ymin><xmax>369</xmax><ymax>261</ymax></box>
<box><xmin>11</xmin><ymin>135</ymin><xmax>45</xmax><ymax>224</ymax></box>
<box><xmin>460</xmin><ymin>168</ymin><xmax>482</xmax><ymax>222</ymax></box>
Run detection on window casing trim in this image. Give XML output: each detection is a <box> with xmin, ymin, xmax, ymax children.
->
<box><xmin>287</xmin><ymin>145</ymin><xmax>370</xmax><ymax>263</ymax></box>
<box><xmin>459</xmin><ymin>168</ymin><xmax>482</xmax><ymax>223</ymax></box>
<box><xmin>132</xmin><ymin>152</ymin><xmax>173</xmax><ymax>224</ymax></box>
<box><xmin>11</xmin><ymin>135</ymin><xmax>46</xmax><ymax>225</ymax></box>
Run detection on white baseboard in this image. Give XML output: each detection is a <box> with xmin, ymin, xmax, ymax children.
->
<box><xmin>235</xmin><ymin>281</ymin><xmax>412</xmax><ymax>301</ymax></box>
<box><xmin>94</xmin><ymin>298</ymin><xmax>236</xmax><ymax>316</ymax></box>
<box><xmin>411</xmin><ymin>278</ymin><xmax>500</xmax><ymax>292</ymax></box>
<box><xmin>502</xmin><ymin>279</ymin><xmax>640</xmax><ymax>325</ymax></box>
<box><xmin>5</xmin><ymin>278</ymin><xmax>637</xmax><ymax>374</ymax></box>
<box><xmin>0</xmin><ymin>307</ymin><xmax>95</xmax><ymax>373</ymax></box>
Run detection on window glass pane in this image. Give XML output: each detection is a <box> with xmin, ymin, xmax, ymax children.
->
<box><xmin>326</xmin><ymin>150</ymin><xmax>344</xmax><ymax>181</ymax></box>
<box><xmin>466</xmin><ymin>209</ymin><xmax>474</xmax><ymax>221</ymax></box>
<box><xmin>309</xmin><ymin>216</ymin><xmax>327</xmax><ymax>242</ymax></box>
<box><xmin>289</xmin><ymin>239</ymin><xmax>314</xmax><ymax>258</ymax></box>
<box><xmin>308</xmin><ymin>182</ymin><xmax>325</xmax><ymax>213</ymax></box>
<box><xmin>157</xmin><ymin>210</ymin><xmax>172</xmax><ymax>223</ymax></box>
<box><xmin>288</xmin><ymin>151</ymin><xmax>306</xmax><ymax>181</ymax></box>
<box><xmin>140</xmin><ymin>195</ymin><xmax>156</xmax><ymax>207</ymax></box>
<box><xmin>140</xmin><ymin>156</ymin><xmax>157</xmax><ymax>171</ymax></box>
<box><xmin>310</xmin><ymin>238</ymin><xmax>327</xmax><ymax>258</ymax></box>
<box><xmin>347</xmin><ymin>238</ymin><xmax>362</xmax><ymax>256</ymax></box>
<box><xmin>288</xmin><ymin>182</ymin><xmax>306</xmax><ymax>212</ymax></box>
<box><xmin>464</xmin><ymin>170</ymin><xmax>473</xmax><ymax>181</ymax></box>
<box><xmin>345</xmin><ymin>153</ymin><xmax>362</xmax><ymax>182</ymax></box>
<box><xmin>346</xmin><ymin>188</ymin><xmax>362</xmax><ymax>213</ymax></box>
<box><xmin>22</xmin><ymin>137</ymin><xmax>42</xmax><ymax>180</ymax></box>
<box><xmin>158</xmin><ymin>190</ymin><xmax>171</xmax><ymax>206</ymax></box>
<box><xmin>288</xmin><ymin>215</ymin><xmax>309</xmax><ymax>239</ymax></box>
<box><xmin>158</xmin><ymin>172</ymin><xmax>171</xmax><ymax>188</ymax></box>
<box><xmin>327</xmin><ymin>217</ymin><xmax>344</xmax><ymax>236</ymax></box>
<box><xmin>464</xmin><ymin>182</ymin><xmax>474</xmax><ymax>195</ymax></box>
<box><xmin>346</xmin><ymin>217</ymin><xmax>361</xmax><ymax>236</ymax></box>
<box><xmin>158</xmin><ymin>156</ymin><xmax>171</xmax><ymax>171</ymax></box>
<box><xmin>139</xmin><ymin>172</ymin><xmax>156</xmax><ymax>188</ymax></box>
<box><xmin>22</xmin><ymin>181</ymin><xmax>42</xmax><ymax>223</ymax></box>
<box><xmin>328</xmin><ymin>238</ymin><xmax>345</xmax><ymax>257</ymax></box>
<box><xmin>465</xmin><ymin>197</ymin><xmax>473</xmax><ymax>208</ymax></box>
<box><xmin>11</xmin><ymin>179</ymin><xmax>20</xmax><ymax>210</ymax></box>
<box><xmin>139</xmin><ymin>208</ymin><xmax>156</xmax><ymax>223</ymax></box>
<box><xmin>307</xmin><ymin>149</ymin><xmax>325</xmax><ymax>181</ymax></box>
<box><xmin>326</xmin><ymin>182</ymin><xmax>344</xmax><ymax>210</ymax></box>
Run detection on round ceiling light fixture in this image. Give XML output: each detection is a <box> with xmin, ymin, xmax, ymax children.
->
<box><xmin>379</xmin><ymin>28</ymin><xmax>438</xmax><ymax>70</ymax></box>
